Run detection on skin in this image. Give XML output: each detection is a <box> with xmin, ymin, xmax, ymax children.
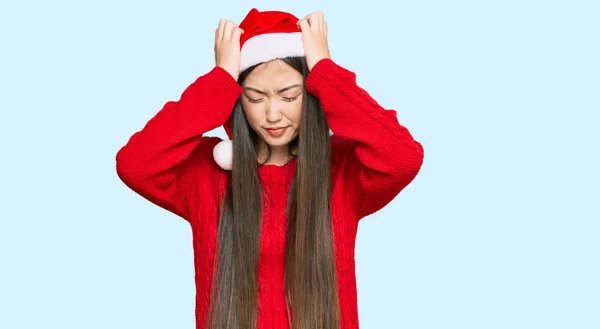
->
<box><xmin>214</xmin><ymin>11</ymin><xmax>331</xmax><ymax>165</ymax></box>
<box><xmin>241</xmin><ymin>60</ymin><xmax>304</xmax><ymax>165</ymax></box>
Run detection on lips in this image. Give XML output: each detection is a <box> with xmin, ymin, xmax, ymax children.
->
<box><xmin>266</xmin><ymin>127</ymin><xmax>287</xmax><ymax>136</ymax></box>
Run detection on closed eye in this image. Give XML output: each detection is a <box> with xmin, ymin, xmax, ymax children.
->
<box><xmin>247</xmin><ymin>96</ymin><xmax>299</xmax><ymax>103</ymax></box>
<box><xmin>283</xmin><ymin>96</ymin><xmax>299</xmax><ymax>102</ymax></box>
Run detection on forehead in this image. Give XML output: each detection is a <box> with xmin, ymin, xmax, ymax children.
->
<box><xmin>243</xmin><ymin>60</ymin><xmax>303</xmax><ymax>88</ymax></box>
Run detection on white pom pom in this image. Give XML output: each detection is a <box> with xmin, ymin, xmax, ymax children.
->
<box><xmin>213</xmin><ymin>139</ymin><xmax>232</xmax><ymax>170</ymax></box>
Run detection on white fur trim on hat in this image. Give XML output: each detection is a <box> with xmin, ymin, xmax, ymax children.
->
<box><xmin>213</xmin><ymin>139</ymin><xmax>232</xmax><ymax>170</ymax></box>
<box><xmin>240</xmin><ymin>32</ymin><xmax>304</xmax><ymax>72</ymax></box>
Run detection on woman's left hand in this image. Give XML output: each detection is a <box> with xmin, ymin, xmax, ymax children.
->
<box><xmin>296</xmin><ymin>11</ymin><xmax>330</xmax><ymax>71</ymax></box>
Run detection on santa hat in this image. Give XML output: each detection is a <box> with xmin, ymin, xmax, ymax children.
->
<box><xmin>213</xmin><ymin>8</ymin><xmax>304</xmax><ymax>171</ymax></box>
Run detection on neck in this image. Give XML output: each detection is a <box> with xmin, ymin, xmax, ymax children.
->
<box><xmin>258</xmin><ymin>140</ymin><xmax>292</xmax><ymax>165</ymax></box>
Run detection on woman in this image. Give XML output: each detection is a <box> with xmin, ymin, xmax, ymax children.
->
<box><xmin>116</xmin><ymin>8</ymin><xmax>424</xmax><ymax>329</ymax></box>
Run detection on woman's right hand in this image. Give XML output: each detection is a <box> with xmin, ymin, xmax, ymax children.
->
<box><xmin>214</xmin><ymin>19</ymin><xmax>244</xmax><ymax>81</ymax></box>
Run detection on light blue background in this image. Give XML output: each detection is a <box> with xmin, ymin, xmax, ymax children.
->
<box><xmin>1</xmin><ymin>0</ymin><xmax>598</xmax><ymax>328</ymax></box>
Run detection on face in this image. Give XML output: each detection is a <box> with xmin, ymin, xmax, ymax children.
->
<box><xmin>241</xmin><ymin>60</ymin><xmax>303</xmax><ymax>150</ymax></box>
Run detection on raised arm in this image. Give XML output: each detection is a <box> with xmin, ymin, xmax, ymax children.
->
<box><xmin>116</xmin><ymin>19</ymin><xmax>244</xmax><ymax>222</ymax></box>
<box><xmin>305</xmin><ymin>58</ymin><xmax>424</xmax><ymax>221</ymax></box>
<box><xmin>297</xmin><ymin>13</ymin><xmax>424</xmax><ymax>221</ymax></box>
<box><xmin>115</xmin><ymin>67</ymin><xmax>241</xmax><ymax>221</ymax></box>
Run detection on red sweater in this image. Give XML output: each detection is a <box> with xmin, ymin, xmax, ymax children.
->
<box><xmin>116</xmin><ymin>58</ymin><xmax>424</xmax><ymax>329</ymax></box>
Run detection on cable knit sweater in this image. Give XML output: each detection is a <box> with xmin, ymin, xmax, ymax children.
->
<box><xmin>115</xmin><ymin>58</ymin><xmax>424</xmax><ymax>329</ymax></box>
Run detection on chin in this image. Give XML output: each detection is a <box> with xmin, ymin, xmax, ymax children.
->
<box><xmin>264</xmin><ymin>136</ymin><xmax>293</xmax><ymax>146</ymax></box>
<box><xmin>262</xmin><ymin>130</ymin><xmax>298</xmax><ymax>147</ymax></box>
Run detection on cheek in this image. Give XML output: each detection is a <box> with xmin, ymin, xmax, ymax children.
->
<box><xmin>242</xmin><ymin>103</ymin><xmax>262</xmax><ymax>126</ymax></box>
<box><xmin>289</xmin><ymin>102</ymin><xmax>303</xmax><ymax>125</ymax></box>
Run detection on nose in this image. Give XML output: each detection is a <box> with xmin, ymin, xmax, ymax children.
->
<box><xmin>266</xmin><ymin>99</ymin><xmax>283</xmax><ymax>123</ymax></box>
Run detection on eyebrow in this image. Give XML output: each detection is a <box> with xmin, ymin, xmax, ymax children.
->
<box><xmin>242</xmin><ymin>84</ymin><xmax>302</xmax><ymax>95</ymax></box>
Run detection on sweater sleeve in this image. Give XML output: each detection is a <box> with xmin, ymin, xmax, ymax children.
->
<box><xmin>115</xmin><ymin>66</ymin><xmax>242</xmax><ymax>221</ymax></box>
<box><xmin>304</xmin><ymin>58</ymin><xmax>424</xmax><ymax>221</ymax></box>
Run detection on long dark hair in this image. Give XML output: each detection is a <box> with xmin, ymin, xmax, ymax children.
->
<box><xmin>206</xmin><ymin>56</ymin><xmax>340</xmax><ymax>329</ymax></box>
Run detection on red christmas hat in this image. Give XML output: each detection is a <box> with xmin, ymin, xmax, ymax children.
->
<box><xmin>239</xmin><ymin>8</ymin><xmax>304</xmax><ymax>72</ymax></box>
<box><xmin>214</xmin><ymin>8</ymin><xmax>304</xmax><ymax>170</ymax></box>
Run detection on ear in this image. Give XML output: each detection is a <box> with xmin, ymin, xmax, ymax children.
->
<box><xmin>213</xmin><ymin>139</ymin><xmax>232</xmax><ymax>171</ymax></box>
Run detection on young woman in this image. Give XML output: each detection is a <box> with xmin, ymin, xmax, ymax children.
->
<box><xmin>116</xmin><ymin>8</ymin><xmax>424</xmax><ymax>329</ymax></box>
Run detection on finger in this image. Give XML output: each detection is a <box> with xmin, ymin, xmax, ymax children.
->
<box><xmin>306</xmin><ymin>13</ymin><xmax>321</xmax><ymax>33</ymax></box>
<box><xmin>324</xmin><ymin>21</ymin><xmax>328</xmax><ymax>38</ymax></box>
<box><xmin>317</xmin><ymin>12</ymin><xmax>325</xmax><ymax>35</ymax></box>
<box><xmin>232</xmin><ymin>26</ymin><xmax>244</xmax><ymax>43</ymax></box>
<box><xmin>223</xmin><ymin>20</ymin><xmax>235</xmax><ymax>42</ymax></box>
<box><xmin>304</xmin><ymin>14</ymin><xmax>313</xmax><ymax>30</ymax></box>
<box><xmin>217</xmin><ymin>19</ymin><xmax>226</xmax><ymax>42</ymax></box>
<box><xmin>297</xmin><ymin>19</ymin><xmax>310</xmax><ymax>32</ymax></box>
